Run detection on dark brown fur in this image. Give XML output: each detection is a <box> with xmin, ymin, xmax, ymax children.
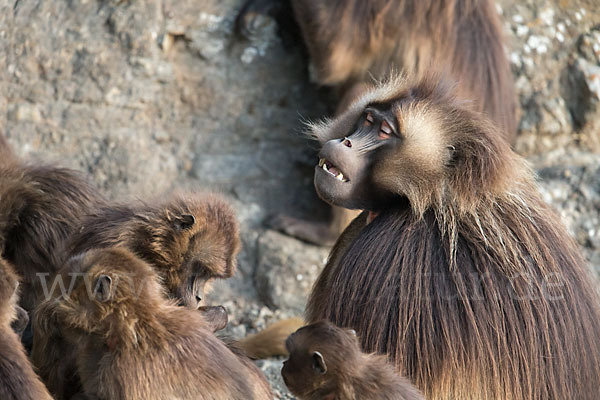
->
<box><xmin>305</xmin><ymin>76</ymin><xmax>600</xmax><ymax>399</ymax></box>
<box><xmin>282</xmin><ymin>321</ymin><xmax>423</xmax><ymax>400</ymax></box>
<box><xmin>292</xmin><ymin>0</ymin><xmax>516</xmax><ymax>138</ymax></box>
<box><xmin>65</xmin><ymin>192</ymin><xmax>241</xmax><ymax>309</ymax></box>
<box><xmin>34</xmin><ymin>248</ymin><xmax>271</xmax><ymax>400</ymax></box>
<box><xmin>0</xmin><ymin>257</ymin><xmax>53</xmax><ymax>400</ymax></box>
<box><xmin>0</xmin><ymin>134</ymin><xmax>107</xmax><ymax>311</ymax></box>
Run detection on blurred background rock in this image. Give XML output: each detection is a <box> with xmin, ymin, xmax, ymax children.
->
<box><xmin>0</xmin><ymin>0</ymin><xmax>598</xmax><ymax>397</ymax></box>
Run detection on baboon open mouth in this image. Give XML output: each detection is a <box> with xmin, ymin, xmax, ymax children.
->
<box><xmin>318</xmin><ymin>158</ymin><xmax>349</xmax><ymax>182</ymax></box>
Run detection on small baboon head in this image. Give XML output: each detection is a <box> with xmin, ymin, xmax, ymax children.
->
<box><xmin>158</xmin><ymin>194</ymin><xmax>240</xmax><ymax>310</ymax></box>
<box><xmin>50</xmin><ymin>248</ymin><xmax>164</xmax><ymax>337</ymax></box>
<box><xmin>309</xmin><ymin>75</ymin><xmax>520</xmax><ymax>215</ymax></box>
<box><xmin>282</xmin><ymin>321</ymin><xmax>360</xmax><ymax>398</ymax></box>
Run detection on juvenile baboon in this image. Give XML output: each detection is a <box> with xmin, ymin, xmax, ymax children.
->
<box><xmin>34</xmin><ymin>248</ymin><xmax>272</xmax><ymax>400</ymax></box>
<box><xmin>239</xmin><ymin>0</ymin><xmax>517</xmax><ymax>244</ymax></box>
<box><xmin>0</xmin><ymin>132</ymin><xmax>107</xmax><ymax>311</ymax></box>
<box><xmin>282</xmin><ymin>321</ymin><xmax>423</xmax><ymax>400</ymax></box>
<box><xmin>301</xmin><ymin>76</ymin><xmax>600</xmax><ymax>398</ymax></box>
<box><xmin>64</xmin><ymin>192</ymin><xmax>240</xmax><ymax>310</ymax></box>
<box><xmin>33</xmin><ymin>193</ymin><xmax>241</xmax><ymax>399</ymax></box>
<box><xmin>0</xmin><ymin>257</ymin><xmax>53</xmax><ymax>400</ymax></box>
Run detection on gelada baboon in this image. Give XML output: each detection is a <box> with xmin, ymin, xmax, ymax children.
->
<box><xmin>282</xmin><ymin>321</ymin><xmax>423</xmax><ymax>400</ymax></box>
<box><xmin>0</xmin><ymin>132</ymin><xmax>107</xmax><ymax>311</ymax></box>
<box><xmin>301</xmin><ymin>76</ymin><xmax>600</xmax><ymax>398</ymax></box>
<box><xmin>0</xmin><ymin>257</ymin><xmax>53</xmax><ymax>400</ymax></box>
<box><xmin>239</xmin><ymin>0</ymin><xmax>516</xmax><ymax>244</ymax></box>
<box><xmin>34</xmin><ymin>248</ymin><xmax>272</xmax><ymax>400</ymax></box>
<box><xmin>33</xmin><ymin>193</ymin><xmax>240</xmax><ymax>399</ymax></box>
<box><xmin>65</xmin><ymin>192</ymin><xmax>240</xmax><ymax>310</ymax></box>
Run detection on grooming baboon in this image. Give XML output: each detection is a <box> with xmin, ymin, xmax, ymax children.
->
<box><xmin>65</xmin><ymin>192</ymin><xmax>240</xmax><ymax>310</ymax></box>
<box><xmin>299</xmin><ymin>76</ymin><xmax>600</xmax><ymax>398</ymax></box>
<box><xmin>239</xmin><ymin>0</ymin><xmax>517</xmax><ymax>244</ymax></box>
<box><xmin>34</xmin><ymin>248</ymin><xmax>271</xmax><ymax>400</ymax></box>
<box><xmin>33</xmin><ymin>193</ymin><xmax>240</xmax><ymax>399</ymax></box>
<box><xmin>282</xmin><ymin>321</ymin><xmax>423</xmax><ymax>400</ymax></box>
<box><xmin>0</xmin><ymin>132</ymin><xmax>107</xmax><ymax>311</ymax></box>
<box><xmin>0</xmin><ymin>257</ymin><xmax>53</xmax><ymax>400</ymax></box>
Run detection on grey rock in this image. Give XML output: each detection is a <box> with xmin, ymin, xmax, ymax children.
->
<box><xmin>256</xmin><ymin>230</ymin><xmax>329</xmax><ymax>313</ymax></box>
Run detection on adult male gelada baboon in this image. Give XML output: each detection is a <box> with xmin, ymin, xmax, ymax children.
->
<box><xmin>302</xmin><ymin>75</ymin><xmax>600</xmax><ymax>398</ymax></box>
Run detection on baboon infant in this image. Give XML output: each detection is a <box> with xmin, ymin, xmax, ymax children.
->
<box><xmin>282</xmin><ymin>321</ymin><xmax>423</xmax><ymax>400</ymax></box>
<box><xmin>35</xmin><ymin>248</ymin><xmax>271</xmax><ymax>400</ymax></box>
<box><xmin>0</xmin><ymin>257</ymin><xmax>52</xmax><ymax>400</ymax></box>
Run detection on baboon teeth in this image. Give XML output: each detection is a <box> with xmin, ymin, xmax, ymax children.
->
<box><xmin>318</xmin><ymin>158</ymin><xmax>348</xmax><ymax>182</ymax></box>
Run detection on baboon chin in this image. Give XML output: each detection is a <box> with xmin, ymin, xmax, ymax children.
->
<box><xmin>305</xmin><ymin>76</ymin><xmax>600</xmax><ymax>399</ymax></box>
<box><xmin>282</xmin><ymin>321</ymin><xmax>423</xmax><ymax>400</ymax></box>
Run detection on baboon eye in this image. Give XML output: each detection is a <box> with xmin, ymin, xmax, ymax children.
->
<box><xmin>363</xmin><ymin>112</ymin><xmax>374</xmax><ymax>126</ymax></box>
<box><xmin>379</xmin><ymin>120</ymin><xmax>392</xmax><ymax>139</ymax></box>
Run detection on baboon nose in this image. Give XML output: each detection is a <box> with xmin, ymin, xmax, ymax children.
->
<box><xmin>196</xmin><ymin>295</ymin><xmax>202</xmax><ymax>303</ymax></box>
<box><xmin>342</xmin><ymin>138</ymin><xmax>352</xmax><ymax>148</ymax></box>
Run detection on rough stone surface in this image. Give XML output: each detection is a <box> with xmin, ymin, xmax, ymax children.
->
<box><xmin>2</xmin><ymin>0</ymin><xmax>600</xmax><ymax>398</ymax></box>
<box><xmin>256</xmin><ymin>230</ymin><xmax>329</xmax><ymax>313</ymax></box>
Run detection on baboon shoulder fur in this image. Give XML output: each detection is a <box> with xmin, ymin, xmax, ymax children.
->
<box><xmin>306</xmin><ymin>77</ymin><xmax>600</xmax><ymax>399</ymax></box>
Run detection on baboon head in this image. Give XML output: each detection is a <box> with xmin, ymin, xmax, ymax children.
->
<box><xmin>282</xmin><ymin>321</ymin><xmax>359</xmax><ymax>398</ymax></box>
<box><xmin>309</xmin><ymin>76</ymin><xmax>519</xmax><ymax>216</ymax></box>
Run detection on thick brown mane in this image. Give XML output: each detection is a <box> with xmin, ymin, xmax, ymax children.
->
<box><xmin>315</xmin><ymin>197</ymin><xmax>600</xmax><ymax>398</ymax></box>
<box><xmin>306</xmin><ymin>78</ymin><xmax>600</xmax><ymax>398</ymax></box>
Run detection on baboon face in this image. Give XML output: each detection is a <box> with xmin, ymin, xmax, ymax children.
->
<box><xmin>282</xmin><ymin>321</ymin><xmax>358</xmax><ymax>396</ymax></box>
<box><xmin>168</xmin><ymin>211</ymin><xmax>238</xmax><ymax>310</ymax></box>
<box><xmin>313</xmin><ymin>90</ymin><xmax>451</xmax><ymax>212</ymax></box>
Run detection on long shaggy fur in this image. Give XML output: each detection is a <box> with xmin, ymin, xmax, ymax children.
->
<box><xmin>306</xmin><ymin>77</ymin><xmax>600</xmax><ymax>399</ymax></box>
<box><xmin>0</xmin><ymin>137</ymin><xmax>106</xmax><ymax>310</ymax></box>
<box><xmin>292</xmin><ymin>0</ymin><xmax>516</xmax><ymax>138</ymax></box>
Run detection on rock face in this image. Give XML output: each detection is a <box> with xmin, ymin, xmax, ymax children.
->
<box><xmin>2</xmin><ymin>0</ymin><xmax>599</xmax><ymax>398</ymax></box>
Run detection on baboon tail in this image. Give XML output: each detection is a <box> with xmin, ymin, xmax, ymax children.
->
<box><xmin>237</xmin><ymin>317</ymin><xmax>304</xmax><ymax>359</ymax></box>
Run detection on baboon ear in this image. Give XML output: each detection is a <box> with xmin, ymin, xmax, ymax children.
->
<box><xmin>94</xmin><ymin>275</ymin><xmax>112</xmax><ymax>302</ymax></box>
<box><xmin>173</xmin><ymin>214</ymin><xmax>196</xmax><ymax>231</ymax></box>
<box><xmin>312</xmin><ymin>351</ymin><xmax>327</xmax><ymax>374</ymax></box>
